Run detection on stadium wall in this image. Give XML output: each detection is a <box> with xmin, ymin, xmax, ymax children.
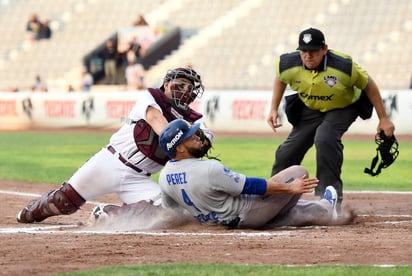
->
<box><xmin>0</xmin><ymin>90</ymin><xmax>410</xmax><ymax>135</ymax></box>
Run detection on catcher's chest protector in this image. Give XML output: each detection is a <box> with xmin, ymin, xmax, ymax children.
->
<box><xmin>133</xmin><ymin>88</ymin><xmax>202</xmax><ymax>165</ymax></box>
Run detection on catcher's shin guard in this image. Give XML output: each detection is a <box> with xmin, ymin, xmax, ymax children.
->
<box><xmin>16</xmin><ymin>182</ymin><xmax>85</xmax><ymax>223</ymax></box>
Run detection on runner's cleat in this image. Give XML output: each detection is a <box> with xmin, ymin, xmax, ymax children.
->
<box><xmin>88</xmin><ymin>204</ymin><xmax>119</xmax><ymax>226</ymax></box>
<box><xmin>323</xmin><ymin>186</ymin><xmax>338</xmax><ymax>220</ymax></box>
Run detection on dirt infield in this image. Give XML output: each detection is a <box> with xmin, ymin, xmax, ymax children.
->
<box><xmin>1</xmin><ymin>180</ymin><xmax>411</xmax><ymax>275</ymax></box>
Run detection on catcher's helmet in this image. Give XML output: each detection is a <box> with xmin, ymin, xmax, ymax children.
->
<box><xmin>159</xmin><ymin>119</ymin><xmax>201</xmax><ymax>159</ymax></box>
<box><xmin>163</xmin><ymin>67</ymin><xmax>204</xmax><ymax>111</ymax></box>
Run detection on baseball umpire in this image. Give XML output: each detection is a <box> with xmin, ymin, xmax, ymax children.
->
<box><xmin>17</xmin><ymin>67</ymin><xmax>214</xmax><ymax>224</ymax></box>
<box><xmin>158</xmin><ymin>119</ymin><xmax>342</xmax><ymax>229</ymax></box>
<box><xmin>267</xmin><ymin>28</ymin><xmax>395</xmax><ymax>211</ymax></box>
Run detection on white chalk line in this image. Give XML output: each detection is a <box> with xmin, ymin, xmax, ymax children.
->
<box><xmin>358</xmin><ymin>214</ymin><xmax>412</xmax><ymax>218</ymax></box>
<box><xmin>1</xmin><ymin>189</ymin><xmax>298</xmax><ymax>236</ymax></box>
<box><xmin>0</xmin><ymin>225</ymin><xmax>298</xmax><ymax>236</ymax></box>
<box><xmin>1</xmin><ymin>217</ymin><xmax>412</xmax><ymax>235</ymax></box>
<box><xmin>1</xmin><ymin>189</ymin><xmax>412</xmax><ymax>235</ymax></box>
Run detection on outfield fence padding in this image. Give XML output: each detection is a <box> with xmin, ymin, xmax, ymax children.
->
<box><xmin>0</xmin><ymin>90</ymin><xmax>410</xmax><ymax>135</ymax></box>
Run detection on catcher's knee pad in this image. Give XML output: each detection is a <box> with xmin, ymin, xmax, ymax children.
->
<box><xmin>19</xmin><ymin>182</ymin><xmax>85</xmax><ymax>223</ymax></box>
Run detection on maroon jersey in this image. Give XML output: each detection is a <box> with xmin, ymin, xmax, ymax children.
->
<box><xmin>133</xmin><ymin>88</ymin><xmax>203</xmax><ymax>165</ymax></box>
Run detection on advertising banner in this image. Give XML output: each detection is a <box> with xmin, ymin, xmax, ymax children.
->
<box><xmin>1</xmin><ymin>90</ymin><xmax>410</xmax><ymax>135</ymax></box>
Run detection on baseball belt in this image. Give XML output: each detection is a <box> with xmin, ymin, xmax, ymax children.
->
<box><xmin>107</xmin><ymin>145</ymin><xmax>151</xmax><ymax>176</ymax></box>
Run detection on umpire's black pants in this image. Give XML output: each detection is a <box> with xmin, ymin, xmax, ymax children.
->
<box><xmin>271</xmin><ymin>103</ymin><xmax>359</xmax><ymax>205</ymax></box>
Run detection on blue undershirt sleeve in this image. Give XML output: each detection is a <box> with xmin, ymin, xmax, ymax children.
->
<box><xmin>241</xmin><ymin>177</ymin><xmax>267</xmax><ymax>195</ymax></box>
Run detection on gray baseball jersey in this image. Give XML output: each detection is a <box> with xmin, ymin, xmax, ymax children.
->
<box><xmin>160</xmin><ymin>159</ymin><xmax>335</xmax><ymax>228</ymax></box>
<box><xmin>160</xmin><ymin>158</ymin><xmax>248</xmax><ymax>225</ymax></box>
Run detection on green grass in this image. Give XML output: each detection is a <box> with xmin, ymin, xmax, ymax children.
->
<box><xmin>197</xmin><ymin>136</ymin><xmax>412</xmax><ymax>191</ymax></box>
<box><xmin>0</xmin><ymin>131</ymin><xmax>108</xmax><ymax>184</ymax></box>
<box><xmin>0</xmin><ymin>131</ymin><xmax>411</xmax><ymax>191</ymax></box>
<box><xmin>2</xmin><ymin>131</ymin><xmax>412</xmax><ymax>275</ymax></box>
<box><xmin>55</xmin><ymin>263</ymin><xmax>412</xmax><ymax>276</ymax></box>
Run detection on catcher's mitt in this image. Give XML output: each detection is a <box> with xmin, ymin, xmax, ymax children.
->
<box><xmin>364</xmin><ymin>131</ymin><xmax>399</xmax><ymax>176</ymax></box>
<box><xmin>196</xmin><ymin>128</ymin><xmax>212</xmax><ymax>157</ymax></box>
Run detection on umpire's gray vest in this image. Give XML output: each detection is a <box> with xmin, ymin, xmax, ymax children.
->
<box><xmin>133</xmin><ymin>88</ymin><xmax>203</xmax><ymax>165</ymax></box>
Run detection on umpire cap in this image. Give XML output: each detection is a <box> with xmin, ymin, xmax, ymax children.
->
<box><xmin>159</xmin><ymin>119</ymin><xmax>201</xmax><ymax>159</ymax></box>
<box><xmin>297</xmin><ymin>28</ymin><xmax>325</xmax><ymax>51</ymax></box>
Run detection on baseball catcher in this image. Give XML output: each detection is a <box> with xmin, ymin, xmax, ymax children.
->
<box><xmin>17</xmin><ymin>67</ymin><xmax>215</xmax><ymax>224</ymax></box>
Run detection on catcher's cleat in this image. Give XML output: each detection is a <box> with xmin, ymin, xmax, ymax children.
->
<box><xmin>323</xmin><ymin>186</ymin><xmax>338</xmax><ymax>220</ymax></box>
<box><xmin>88</xmin><ymin>204</ymin><xmax>119</xmax><ymax>226</ymax></box>
<box><xmin>16</xmin><ymin>202</ymin><xmax>36</xmax><ymax>223</ymax></box>
<box><xmin>16</xmin><ymin>182</ymin><xmax>85</xmax><ymax>224</ymax></box>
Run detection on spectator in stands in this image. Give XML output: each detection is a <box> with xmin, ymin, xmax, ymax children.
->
<box><xmin>125</xmin><ymin>59</ymin><xmax>145</xmax><ymax>90</ymax></box>
<box><xmin>7</xmin><ymin>86</ymin><xmax>19</xmax><ymax>92</ymax></box>
<box><xmin>26</xmin><ymin>13</ymin><xmax>43</xmax><ymax>41</ymax></box>
<box><xmin>133</xmin><ymin>14</ymin><xmax>148</xmax><ymax>26</ymax></box>
<box><xmin>100</xmin><ymin>39</ymin><xmax>119</xmax><ymax>85</ymax></box>
<box><xmin>81</xmin><ymin>68</ymin><xmax>94</xmax><ymax>92</ymax></box>
<box><xmin>38</xmin><ymin>19</ymin><xmax>52</xmax><ymax>39</ymax></box>
<box><xmin>31</xmin><ymin>75</ymin><xmax>47</xmax><ymax>92</ymax></box>
<box><xmin>67</xmin><ymin>84</ymin><xmax>75</xmax><ymax>92</ymax></box>
<box><xmin>126</xmin><ymin>36</ymin><xmax>144</xmax><ymax>64</ymax></box>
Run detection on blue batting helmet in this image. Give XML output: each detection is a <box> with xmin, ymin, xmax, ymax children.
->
<box><xmin>159</xmin><ymin>119</ymin><xmax>201</xmax><ymax>159</ymax></box>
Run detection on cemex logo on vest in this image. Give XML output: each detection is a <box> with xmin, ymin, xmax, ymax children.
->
<box><xmin>300</xmin><ymin>92</ymin><xmax>334</xmax><ymax>101</ymax></box>
<box><xmin>167</xmin><ymin>130</ymin><xmax>184</xmax><ymax>151</ymax></box>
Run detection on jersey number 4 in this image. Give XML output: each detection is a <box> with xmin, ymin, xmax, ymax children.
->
<box><xmin>181</xmin><ymin>189</ymin><xmax>201</xmax><ymax>212</ymax></box>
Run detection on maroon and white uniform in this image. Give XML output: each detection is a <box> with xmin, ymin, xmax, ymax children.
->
<box><xmin>16</xmin><ymin>67</ymin><xmax>210</xmax><ymax>224</ymax></box>
<box><xmin>69</xmin><ymin>88</ymin><xmax>206</xmax><ymax>205</ymax></box>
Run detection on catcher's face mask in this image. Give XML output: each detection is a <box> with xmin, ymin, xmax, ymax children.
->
<box><xmin>364</xmin><ymin>131</ymin><xmax>399</xmax><ymax>176</ymax></box>
<box><xmin>169</xmin><ymin>79</ymin><xmax>198</xmax><ymax>110</ymax></box>
<box><xmin>163</xmin><ymin>67</ymin><xmax>204</xmax><ymax>111</ymax></box>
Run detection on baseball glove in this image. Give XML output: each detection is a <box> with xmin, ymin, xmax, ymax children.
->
<box><xmin>364</xmin><ymin>131</ymin><xmax>399</xmax><ymax>176</ymax></box>
<box><xmin>196</xmin><ymin>128</ymin><xmax>212</xmax><ymax>156</ymax></box>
